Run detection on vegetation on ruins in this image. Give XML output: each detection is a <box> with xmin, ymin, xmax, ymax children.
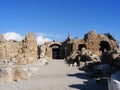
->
<box><xmin>104</xmin><ymin>33</ymin><xmax>116</xmax><ymax>41</ymax></box>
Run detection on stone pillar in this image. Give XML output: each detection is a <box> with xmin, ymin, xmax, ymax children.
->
<box><xmin>22</xmin><ymin>32</ymin><xmax>37</xmax><ymax>64</ymax></box>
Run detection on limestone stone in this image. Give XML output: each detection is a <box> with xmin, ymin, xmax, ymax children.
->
<box><xmin>22</xmin><ymin>32</ymin><xmax>37</xmax><ymax>64</ymax></box>
<box><xmin>115</xmin><ymin>48</ymin><xmax>120</xmax><ymax>54</ymax></box>
<box><xmin>0</xmin><ymin>31</ymin><xmax>119</xmax><ymax>65</ymax></box>
<box><xmin>0</xmin><ymin>34</ymin><xmax>3</xmax><ymax>39</ymax></box>
<box><xmin>0</xmin><ymin>66</ymin><xmax>29</xmax><ymax>82</ymax></box>
<box><xmin>13</xmin><ymin>66</ymin><xmax>28</xmax><ymax>81</ymax></box>
<box><xmin>0</xmin><ymin>40</ymin><xmax>6</xmax><ymax>60</ymax></box>
<box><xmin>0</xmin><ymin>34</ymin><xmax>6</xmax><ymax>61</ymax></box>
<box><xmin>0</xmin><ymin>32</ymin><xmax>37</xmax><ymax>65</ymax></box>
<box><xmin>5</xmin><ymin>40</ymin><xmax>21</xmax><ymax>60</ymax></box>
<box><xmin>0</xmin><ymin>67</ymin><xmax>13</xmax><ymax>82</ymax></box>
<box><xmin>27</xmin><ymin>67</ymin><xmax>39</xmax><ymax>76</ymax></box>
<box><xmin>39</xmin><ymin>45</ymin><xmax>46</xmax><ymax>58</ymax></box>
<box><xmin>40</xmin><ymin>30</ymin><xmax>118</xmax><ymax>60</ymax></box>
<box><xmin>111</xmin><ymin>53</ymin><xmax>120</xmax><ymax>60</ymax></box>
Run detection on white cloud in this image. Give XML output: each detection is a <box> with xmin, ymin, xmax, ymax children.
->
<box><xmin>3</xmin><ymin>32</ymin><xmax>51</xmax><ymax>45</ymax></box>
<box><xmin>3</xmin><ymin>32</ymin><xmax>22</xmax><ymax>41</ymax></box>
<box><xmin>36</xmin><ymin>34</ymin><xmax>51</xmax><ymax>45</ymax></box>
<box><xmin>36</xmin><ymin>33</ymin><xmax>63</xmax><ymax>38</ymax></box>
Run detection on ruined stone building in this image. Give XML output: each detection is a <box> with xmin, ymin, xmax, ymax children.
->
<box><xmin>0</xmin><ymin>32</ymin><xmax>37</xmax><ymax>65</ymax></box>
<box><xmin>39</xmin><ymin>31</ymin><xmax>119</xmax><ymax>60</ymax></box>
<box><xmin>0</xmin><ymin>31</ymin><xmax>119</xmax><ymax>83</ymax></box>
<box><xmin>0</xmin><ymin>31</ymin><xmax>119</xmax><ymax>64</ymax></box>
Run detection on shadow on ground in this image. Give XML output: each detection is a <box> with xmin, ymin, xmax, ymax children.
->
<box><xmin>67</xmin><ymin>73</ymin><xmax>89</xmax><ymax>79</ymax></box>
<box><xmin>68</xmin><ymin>72</ymin><xmax>108</xmax><ymax>90</ymax></box>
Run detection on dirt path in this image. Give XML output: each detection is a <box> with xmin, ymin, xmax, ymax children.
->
<box><xmin>0</xmin><ymin>60</ymin><xmax>108</xmax><ymax>90</ymax></box>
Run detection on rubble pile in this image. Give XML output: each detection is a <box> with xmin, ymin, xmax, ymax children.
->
<box><xmin>84</xmin><ymin>48</ymin><xmax>120</xmax><ymax>87</ymax></box>
<box><xmin>0</xmin><ymin>61</ymin><xmax>40</xmax><ymax>82</ymax></box>
<box><xmin>67</xmin><ymin>47</ymin><xmax>120</xmax><ymax>85</ymax></box>
<box><xmin>101</xmin><ymin>48</ymin><xmax>120</xmax><ymax>68</ymax></box>
<box><xmin>66</xmin><ymin>47</ymin><xmax>101</xmax><ymax>67</ymax></box>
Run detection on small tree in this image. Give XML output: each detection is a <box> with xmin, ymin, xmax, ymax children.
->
<box><xmin>104</xmin><ymin>33</ymin><xmax>116</xmax><ymax>41</ymax></box>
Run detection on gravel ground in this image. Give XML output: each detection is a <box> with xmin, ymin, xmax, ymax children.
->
<box><xmin>0</xmin><ymin>60</ymin><xmax>108</xmax><ymax>90</ymax></box>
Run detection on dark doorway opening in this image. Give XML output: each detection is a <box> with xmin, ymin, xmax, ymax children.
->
<box><xmin>78</xmin><ymin>44</ymin><xmax>86</xmax><ymax>51</ymax></box>
<box><xmin>52</xmin><ymin>48</ymin><xmax>60</xmax><ymax>59</ymax></box>
<box><xmin>99</xmin><ymin>41</ymin><xmax>111</xmax><ymax>53</ymax></box>
<box><xmin>37</xmin><ymin>46</ymin><xmax>40</xmax><ymax>59</ymax></box>
<box><xmin>50</xmin><ymin>44</ymin><xmax>60</xmax><ymax>59</ymax></box>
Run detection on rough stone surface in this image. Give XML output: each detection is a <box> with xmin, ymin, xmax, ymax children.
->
<box><xmin>13</xmin><ymin>66</ymin><xmax>28</xmax><ymax>81</ymax></box>
<box><xmin>5</xmin><ymin>40</ymin><xmax>21</xmax><ymax>61</ymax></box>
<box><xmin>41</xmin><ymin>30</ymin><xmax>118</xmax><ymax>60</ymax></box>
<box><xmin>39</xmin><ymin>44</ymin><xmax>46</xmax><ymax>58</ymax></box>
<box><xmin>0</xmin><ymin>31</ymin><xmax>118</xmax><ymax>62</ymax></box>
<box><xmin>0</xmin><ymin>66</ymin><xmax>29</xmax><ymax>82</ymax></box>
<box><xmin>0</xmin><ymin>39</ymin><xmax>6</xmax><ymax>60</ymax></box>
<box><xmin>101</xmin><ymin>48</ymin><xmax>120</xmax><ymax>68</ymax></box>
<box><xmin>0</xmin><ymin>67</ymin><xmax>13</xmax><ymax>82</ymax></box>
<box><xmin>22</xmin><ymin>32</ymin><xmax>37</xmax><ymax>64</ymax></box>
<box><xmin>0</xmin><ymin>32</ymin><xmax>37</xmax><ymax>65</ymax></box>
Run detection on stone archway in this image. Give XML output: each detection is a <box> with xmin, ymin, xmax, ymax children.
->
<box><xmin>78</xmin><ymin>44</ymin><xmax>86</xmax><ymax>51</ymax></box>
<box><xmin>50</xmin><ymin>44</ymin><xmax>60</xmax><ymax>59</ymax></box>
<box><xmin>99</xmin><ymin>41</ymin><xmax>111</xmax><ymax>53</ymax></box>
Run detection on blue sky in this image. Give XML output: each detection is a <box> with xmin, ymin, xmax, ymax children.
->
<box><xmin>0</xmin><ymin>0</ymin><xmax>120</xmax><ymax>43</ymax></box>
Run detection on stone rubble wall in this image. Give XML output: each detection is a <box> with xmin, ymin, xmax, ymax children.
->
<box><xmin>84</xmin><ymin>31</ymin><xmax>118</xmax><ymax>55</ymax></box>
<box><xmin>0</xmin><ymin>32</ymin><xmax>37</xmax><ymax>65</ymax></box>
<box><xmin>0</xmin><ymin>31</ymin><xmax>119</xmax><ymax>63</ymax></box>
<box><xmin>22</xmin><ymin>32</ymin><xmax>37</xmax><ymax>64</ymax></box>
<box><xmin>84</xmin><ymin>31</ymin><xmax>100</xmax><ymax>53</ymax></box>
<box><xmin>41</xmin><ymin>30</ymin><xmax>119</xmax><ymax>60</ymax></box>
<box><xmin>0</xmin><ymin>39</ymin><xmax>6</xmax><ymax>60</ymax></box>
<box><xmin>72</xmin><ymin>39</ymin><xmax>85</xmax><ymax>54</ymax></box>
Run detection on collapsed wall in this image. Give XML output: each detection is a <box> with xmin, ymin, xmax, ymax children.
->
<box><xmin>0</xmin><ymin>34</ymin><xmax>5</xmax><ymax>60</ymax></box>
<box><xmin>40</xmin><ymin>30</ymin><xmax>119</xmax><ymax>60</ymax></box>
<box><xmin>22</xmin><ymin>32</ymin><xmax>37</xmax><ymax>64</ymax></box>
<box><xmin>84</xmin><ymin>31</ymin><xmax>118</xmax><ymax>55</ymax></box>
<box><xmin>0</xmin><ymin>32</ymin><xmax>37</xmax><ymax>65</ymax></box>
<box><xmin>0</xmin><ymin>31</ymin><xmax>119</xmax><ymax>62</ymax></box>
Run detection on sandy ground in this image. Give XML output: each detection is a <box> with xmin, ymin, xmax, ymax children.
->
<box><xmin>0</xmin><ymin>60</ymin><xmax>108</xmax><ymax>90</ymax></box>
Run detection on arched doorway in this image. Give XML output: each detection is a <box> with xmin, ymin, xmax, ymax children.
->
<box><xmin>50</xmin><ymin>44</ymin><xmax>60</xmax><ymax>59</ymax></box>
<box><xmin>99</xmin><ymin>41</ymin><xmax>111</xmax><ymax>53</ymax></box>
<box><xmin>78</xmin><ymin>44</ymin><xmax>86</xmax><ymax>51</ymax></box>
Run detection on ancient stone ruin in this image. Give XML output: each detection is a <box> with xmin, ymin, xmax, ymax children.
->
<box><xmin>40</xmin><ymin>30</ymin><xmax>118</xmax><ymax>60</ymax></box>
<box><xmin>0</xmin><ymin>30</ymin><xmax>118</xmax><ymax>63</ymax></box>
<box><xmin>0</xmin><ymin>32</ymin><xmax>38</xmax><ymax>82</ymax></box>
<box><xmin>0</xmin><ymin>32</ymin><xmax>37</xmax><ymax>65</ymax></box>
<box><xmin>0</xmin><ymin>30</ymin><xmax>119</xmax><ymax>83</ymax></box>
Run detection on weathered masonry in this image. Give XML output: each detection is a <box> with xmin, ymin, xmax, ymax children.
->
<box><xmin>39</xmin><ymin>31</ymin><xmax>118</xmax><ymax>60</ymax></box>
<box><xmin>0</xmin><ymin>32</ymin><xmax>37</xmax><ymax>65</ymax></box>
<box><xmin>0</xmin><ymin>31</ymin><xmax>119</xmax><ymax>63</ymax></box>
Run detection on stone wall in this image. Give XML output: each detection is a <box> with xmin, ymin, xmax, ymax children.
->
<box><xmin>43</xmin><ymin>42</ymin><xmax>62</xmax><ymax>59</ymax></box>
<box><xmin>84</xmin><ymin>31</ymin><xmax>100</xmax><ymax>53</ymax></box>
<box><xmin>0</xmin><ymin>31</ymin><xmax>119</xmax><ymax>61</ymax></box>
<box><xmin>84</xmin><ymin>31</ymin><xmax>118</xmax><ymax>55</ymax></box>
<box><xmin>0</xmin><ymin>34</ymin><xmax>5</xmax><ymax>60</ymax></box>
<box><xmin>40</xmin><ymin>30</ymin><xmax>119</xmax><ymax>59</ymax></box>
<box><xmin>22</xmin><ymin>32</ymin><xmax>37</xmax><ymax>64</ymax></box>
<box><xmin>72</xmin><ymin>39</ymin><xmax>85</xmax><ymax>54</ymax></box>
<box><xmin>0</xmin><ymin>32</ymin><xmax>37</xmax><ymax>65</ymax></box>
